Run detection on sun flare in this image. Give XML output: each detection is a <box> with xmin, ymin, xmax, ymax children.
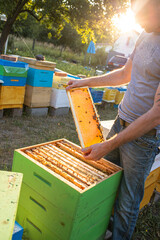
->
<box><xmin>112</xmin><ymin>8</ymin><xmax>143</xmax><ymax>33</ymax></box>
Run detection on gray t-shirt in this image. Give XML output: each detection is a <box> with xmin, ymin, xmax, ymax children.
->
<box><xmin>119</xmin><ymin>31</ymin><xmax>160</xmax><ymax>130</ymax></box>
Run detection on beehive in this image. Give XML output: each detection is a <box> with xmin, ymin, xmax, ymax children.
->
<box><xmin>0</xmin><ymin>85</ymin><xmax>25</xmax><ymax>110</ymax></box>
<box><xmin>12</xmin><ymin>139</ymin><xmax>122</xmax><ymax>240</ymax></box>
<box><xmin>52</xmin><ymin>72</ymin><xmax>72</xmax><ymax>89</ymax></box>
<box><xmin>67</xmin><ymin>87</ymin><xmax>104</xmax><ymax>148</ymax></box>
<box><xmin>103</xmin><ymin>87</ymin><xmax>118</xmax><ymax>103</ymax></box>
<box><xmin>24</xmin><ymin>85</ymin><xmax>52</xmax><ymax>108</ymax></box>
<box><xmin>50</xmin><ymin>88</ymin><xmax>70</xmax><ymax>108</ymax></box>
<box><xmin>89</xmin><ymin>88</ymin><xmax>104</xmax><ymax>105</ymax></box>
<box><xmin>140</xmin><ymin>167</ymin><xmax>160</xmax><ymax>209</ymax></box>
<box><xmin>18</xmin><ymin>57</ymin><xmax>56</xmax><ymax>87</ymax></box>
<box><xmin>0</xmin><ymin>59</ymin><xmax>28</xmax><ymax>86</ymax></box>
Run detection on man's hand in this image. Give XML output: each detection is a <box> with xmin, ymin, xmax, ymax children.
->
<box><xmin>81</xmin><ymin>142</ymin><xmax>112</xmax><ymax>161</ymax></box>
<box><xmin>66</xmin><ymin>79</ymin><xmax>85</xmax><ymax>90</ymax></box>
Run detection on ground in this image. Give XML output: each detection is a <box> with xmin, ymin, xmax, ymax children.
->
<box><xmin>0</xmin><ymin>103</ymin><xmax>160</xmax><ymax>239</ymax></box>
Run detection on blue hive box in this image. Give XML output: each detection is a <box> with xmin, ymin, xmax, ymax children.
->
<box><xmin>27</xmin><ymin>67</ymin><xmax>54</xmax><ymax>87</ymax></box>
<box><xmin>89</xmin><ymin>88</ymin><xmax>104</xmax><ymax>104</ymax></box>
<box><xmin>0</xmin><ymin>76</ymin><xmax>27</xmax><ymax>86</ymax></box>
<box><xmin>12</xmin><ymin>221</ymin><xmax>23</xmax><ymax>240</ymax></box>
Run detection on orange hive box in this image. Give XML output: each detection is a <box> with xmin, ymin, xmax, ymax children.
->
<box><xmin>67</xmin><ymin>87</ymin><xmax>104</xmax><ymax>148</ymax></box>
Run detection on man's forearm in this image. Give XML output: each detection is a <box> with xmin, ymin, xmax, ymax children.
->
<box><xmin>81</xmin><ymin>67</ymin><xmax>129</xmax><ymax>88</ymax></box>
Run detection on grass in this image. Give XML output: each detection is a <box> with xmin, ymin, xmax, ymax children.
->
<box><xmin>0</xmin><ymin>103</ymin><xmax>117</xmax><ymax>170</ymax></box>
<box><xmin>132</xmin><ymin>200</ymin><xmax>160</xmax><ymax>240</ymax></box>
<box><xmin>9</xmin><ymin>36</ymin><xmax>106</xmax><ymax>76</ymax></box>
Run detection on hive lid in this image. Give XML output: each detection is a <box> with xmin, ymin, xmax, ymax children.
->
<box><xmin>67</xmin><ymin>87</ymin><xmax>105</xmax><ymax>148</ymax></box>
<box><xmin>18</xmin><ymin>56</ymin><xmax>56</xmax><ymax>68</ymax></box>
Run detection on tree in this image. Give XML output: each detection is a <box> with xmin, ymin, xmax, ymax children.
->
<box><xmin>0</xmin><ymin>0</ymin><xmax>128</xmax><ymax>54</ymax></box>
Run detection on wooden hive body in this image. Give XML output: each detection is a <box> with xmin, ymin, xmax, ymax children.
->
<box><xmin>24</xmin><ymin>85</ymin><xmax>52</xmax><ymax>108</ymax></box>
<box><xmin>12</xmin><ymin>139</ymin><xmax>122</xmax><ymax>240</ymax></box>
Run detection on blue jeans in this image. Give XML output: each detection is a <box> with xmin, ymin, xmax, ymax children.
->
<box><xmin>105</xmin><ymin>116</ymin><xmax>160</xmax><ymax>240</ymax></box>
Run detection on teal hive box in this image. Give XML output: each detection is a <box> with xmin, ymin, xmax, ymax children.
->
<box><xmin>27</xmin><ymin>67</ymin><xmax>54</xmax><ymax>87</ymax></box>
<box><xmin>12</xmin><ymin>139</ymin><xmax>122</xmax><ymax>240</ymax></box>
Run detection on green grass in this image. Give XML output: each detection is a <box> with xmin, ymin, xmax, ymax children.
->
<box><xmin>0</xmin><ymin>103</ymin><xmax>117</xmax><ymax>169</ymax></box>
<box><xmin>9</xmin><ymin>37</ymin><xmax>101</xmax><ymax>76</ymax></box>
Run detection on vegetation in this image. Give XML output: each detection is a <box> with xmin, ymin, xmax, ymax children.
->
<box><xmin>8</xmin><ymin>36</ymin><xmax>108</xmax><ymax>75</ymax></box>
<box><xmin>0</xmin><ymin>0</ymin><xmax>129</xmax><ymax>53</ymax></box>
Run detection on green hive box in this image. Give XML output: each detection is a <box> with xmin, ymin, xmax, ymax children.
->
<box><xmin>12</xmin><ymin>139</ymin><xmax>122</xmax><ymax>240</ymax></box>
<box><xmin>0</xmin><ymin>65</ymin><xmax>28</xmax><ymax>78</ymax></box>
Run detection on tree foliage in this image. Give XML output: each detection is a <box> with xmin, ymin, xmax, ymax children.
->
<box><xmin>0</xmin><ymin>0</ymin><xmax>128</xmax><ymax>53</ymax></box>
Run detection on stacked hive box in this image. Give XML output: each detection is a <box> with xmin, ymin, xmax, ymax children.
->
<box><xmin>0</xmin><ymin>59</ymin><xmax>28</xmax><ymax>112</ymax></box>
<box><xmin>18</xmin><ymin>57</ymin><xmax>56</xmax><ymax>114</ymax></box>
<box><xmin>51</xmin><ymin>72</ymin><xmax>70</xmax><ymax>109</ymax></box>
<box><xmin>103</xmin><ymin>87</ymin><xmax>118</xmax><ymax>103</ymax></box>
<box><xmin>89</xmin><ymin>88</ymin><xmax>104</xmax><ymax>105</ymax></box>
<box><xmin>50</xmin><ymin>72</ymin><xmax>81</xmax><ymax>115</ymax></box>
<box><xmin>140</xmin><ymin>153</ymin><xmax>160</xmax><ymax>209</ymax></box>
<box><xmin>12</xmin><ymin>139</ymin><xmax>122</xmax><ymax>240</ymax></box>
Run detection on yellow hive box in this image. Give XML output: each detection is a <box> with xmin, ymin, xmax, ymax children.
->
<box><xmin>52</xmin><ymin>72</ymin><xmax>71</xmax><ymax>89</ymax></box>
<box><xmin>140</xmin><ymin>167</ymin><xmax>160</xmax><ymax>209</ymax></box>
<box><xmin>0</xmin><ymin>85</ymin><xmax>25</xmax><ymax>110</ymax></box>
<box><xmin>115</xmin><ymin>91</ymin><xmax>125</xmax><ymax>105</ymax></box>
<box><xmin>103</xmin><ymin>88</ymin><xmax>118</xmax><ymax>103</ymax></box>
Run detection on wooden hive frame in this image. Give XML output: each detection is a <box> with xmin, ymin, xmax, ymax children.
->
<box><xmin>67</xmin><ymin>87</ymin><xmax>105</xmax><ymax>148</ymax></box>
<box><xmin>15</xmin><ymin>138</ymin><xmax>121</xmax><ymax>192</ymax></box>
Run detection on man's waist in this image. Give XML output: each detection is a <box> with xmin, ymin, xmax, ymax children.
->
<box><xmin>119</xmin><ymin>118</ymin><xmax>157</xmax><ymax>136</ymax></box>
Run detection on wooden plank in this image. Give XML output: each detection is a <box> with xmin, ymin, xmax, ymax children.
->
<box><xmin>67</xmin><ymin>87</ymin><xmax>104</xmax><ymax>148</ymax></box>
<box><xmin>18</xmin><ymin>56</ymin><xmax>56</xmax><ymax>69</ymax></box>
<box><xmin>24</xmin><ymin>85</ymin><xmax>52</xmax><ymax>107</ymax></box>
<box><xmin>0</xmin><ymin>171</ymin><xmax>23</xmax><ymax>240</ymax></box>
<box><xmin>29</xmin><ymin>64</ymin><xmax>55</xmax><ymax>71</ymax></box>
